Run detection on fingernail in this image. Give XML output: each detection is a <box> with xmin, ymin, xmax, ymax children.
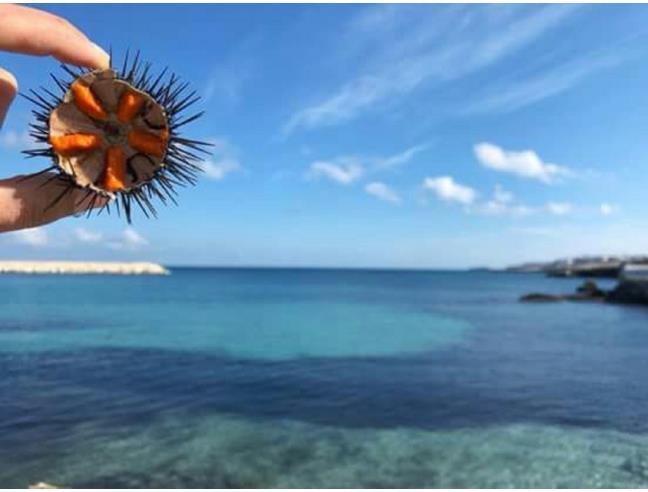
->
<box><xmin>91</xmin><ymin>43</ymin><xmax>111</xmax><ymax>69</ymax></box>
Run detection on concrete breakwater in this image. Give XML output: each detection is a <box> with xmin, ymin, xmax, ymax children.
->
<box><xmin>0</xmin><ymin>261</ymin><xmax>169</xmax><ymax>275</ymax></box>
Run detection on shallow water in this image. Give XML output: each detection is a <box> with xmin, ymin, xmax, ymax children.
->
<box><xmin>2</xmin><ymin>268</ymin><xmax>648</xmax><ymax>487</ymax></box>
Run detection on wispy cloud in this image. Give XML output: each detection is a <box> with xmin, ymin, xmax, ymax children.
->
<box><xmin>204</xmin><ymin>62</ymin><xmax>253</xmax><ymax>107</ymax></box>
<box><xmin>200</xmin><ymin>160</ymin><xmax>240</xmax><ymax>181</ymax></box>
<box><xmin>283</xmin><ymin>4</ymin><xmax>579</xmax><ymax>134</ymax></box>
<box><xmin>200</xmin><ymin>138</ymin><xmax>242</xmax><ymax>181</ymax></box>
<box><xmin>474</xmin><ymin>142</ymin><xmax>571</xmax><ymax>184</ymax></box>
<box><xmin>373</xmin><ymin>144</ymin><xmax>429</xmax><ymax>170</ymax></box>
<box><xmin>365</xmin><ymin>182</ymin><xmax>401</xmax><ymax>204</ymax></box>
<box><xmin>306</xmin><ymin>143</ymin><xmax>428</xmax><ymax>186</ymax></box>
<box><xmin>203</xmin><ymin>37</ymin><xmax>257</xmax><ymax>107</ymax></box>
<box><xmin>0</xmin><ymin>130</ymin><xmax>31</xmax><ymax>149</ymax></box>
<box><xmin>73</xmin><ymin>227</ymin><xmax>102</xmax><ymax>244</ymax></box>
<box><xmin>307</xmin><ymin>158</ymin><xmax>364</xmax><ymax>185</ymax></box>
<box><xmin>473</xmin><ymin>185</ymin><xmax>534</xmax><ymax>217</ymax></box>
<box><xmin>107</xmin><ymin>228</ymin><xmax>149</xmax><ymax>251</ymax></box>
<box><xmin>460</xmin><ymin>52</ymin><xmax>626</xmax><ymax>115</ymax></box>
<box><xmin>600</xmin><ymin>203</ymin><xmax>619</xmax><ymax>216</ymax></box>
<box><xmin>7</xmin><ymin>227</ymin><xmax>48</xmax><ymax>246</ymax></box>
<box><xmin>422</xmin><ymin>176</ymin><xmax>477</xmax><ymax>205</ymax></box>
<box><xmin>545</xmin><ymin>202</ymin><xmax>573</xmax><ymax>216</ymax></box>
<box><xmin>494</xmin><ymin>185</ymin><xmax>514</xmax><ymax>204</ymax></box>
<box><xmin>13</xmin><ymin>226</ymin><xmax>153</xmax><ymax>251</ymax></box>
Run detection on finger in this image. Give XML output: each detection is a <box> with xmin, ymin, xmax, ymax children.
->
<box><xmin>0</xmin><ymin>67</ymin><xmax>18</xmax><ymax>129</ymax></box>
<box><xmin>0</xmin><ymin>5</ymin><xmax>109</xmax><ymax>70</ymax></box>
<box><xmin>0</xmin><ymin>173</ymin><xmax>109</xmax><ymax>232</ymax></box>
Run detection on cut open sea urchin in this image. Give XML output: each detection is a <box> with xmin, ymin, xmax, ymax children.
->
<box><xmin>22</xmin><ymin>51</ymin><xmax>211</xmax><ymax>223</ymax></box>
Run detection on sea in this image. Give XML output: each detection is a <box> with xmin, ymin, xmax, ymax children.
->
<box><xmin>2</xmin><ymin>268</ymin><xmax>648</xmax><ymax>488</ymax></box>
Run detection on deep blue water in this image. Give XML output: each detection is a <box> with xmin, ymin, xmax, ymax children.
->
<box><xmin>2</xmin><ymin>269</ymin><xmax>648</xmax><ymax>487</ymax></box>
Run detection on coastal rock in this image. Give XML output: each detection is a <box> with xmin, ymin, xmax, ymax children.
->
<box><xmin>520</xmin><ymin>293</ymin><xmax>565</xmax><ymax>302</ymax></box>
<box><xmin>576</xmin><ymin>280</ymin><xmax>606</xmax><ymax>297</ymax></box>
<box><xmin>607</xmin><ymin>280</ymin><xmax>648</xmax><ymax>305</ymax></box>
<box><xmin>520</xmin><ymin>278</ymin><xmax>648</xmax><ymax>306</ymax></box>
<box><xmin>520</xmin><ymin>281</ymin><xmax>607</xmax><ymax>303</ymax></box>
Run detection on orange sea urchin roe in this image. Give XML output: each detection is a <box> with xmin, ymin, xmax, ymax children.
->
<box><xmin>50</xmin><ymin>134</ymin><xmax>102</xmax><ymax>156</ymax></box>
<box><xmin>117</xmin><ymin>90</ymin><xmax>145</xmax><ymax>124</ymax></box>
<box><xmin>103</xmin><ymin>145</ymin><xmax>127</xmax><ymax>192</ymax></box>
<box><xmin>128</xmin><ymin>130</ymin><xmax>167</xmax><ymax>158</ymax></box>
<box><xmin>71</xmin><ymin>81</ymin><xmax>108</xmax><ymax>121</ymax></box>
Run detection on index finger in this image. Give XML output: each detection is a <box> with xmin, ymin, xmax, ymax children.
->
<box><xmin>0</xmin><ymin>5</ymin><xmax>109</xmax><ymax>69</ymax></box>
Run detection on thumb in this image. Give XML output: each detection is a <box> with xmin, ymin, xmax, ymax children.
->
<box><xmin>0</xmin><ymin>67</ymin><xmax>18</xmax><ymax>129</ymax></box>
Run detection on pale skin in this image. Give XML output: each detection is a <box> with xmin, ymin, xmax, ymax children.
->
<box><xmin>0</xmin><ymin>4</ymin><xmax>110</xmax><ymax>233</ymax></box>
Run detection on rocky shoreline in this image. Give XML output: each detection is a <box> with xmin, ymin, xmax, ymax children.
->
<box><xmin>521</xmin><ymin>279</ymin><xmax>648</xmax><ymax>306</ymax></box>
<box><xmin>0</xmin><ymin>261</ymin><xmax>169</xmax><ymax>275</ymax></box>
<box><xmin>511</xmin><ymin>256</ymin><xmax>648</xmax><ymax>306</ymax></box>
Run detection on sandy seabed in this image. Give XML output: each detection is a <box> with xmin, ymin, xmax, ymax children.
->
<box><xmin>6</xmin><ymin>413</ymin><xmax>648</xmax><ymax>488</ymax></box>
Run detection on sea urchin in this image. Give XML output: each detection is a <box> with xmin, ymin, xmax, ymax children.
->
<box><xmin>22</xmin><ymin>51</ymin><xmax>211</xmax><ymax>223</ymax></box>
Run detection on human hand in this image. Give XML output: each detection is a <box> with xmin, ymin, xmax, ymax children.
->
<box><xmin>0</xmin><ymin>4</ymin><xmax>110</xmax><ymax>233</ymax></box>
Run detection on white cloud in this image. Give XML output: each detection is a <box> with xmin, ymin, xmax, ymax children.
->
<box><xmin>108</xmin><ymin>228</ymin><xmax>148</xmax><ymax>251</ymax></box>
<box><xmin>8</xmin><ymin>227</ymin><xmax>48</xmax><ymax>246</ymax></box>
<box><xmin>365</xmin><ymin>182</ymin><xmax>401</xmax><ymax>204</ymax></box>
<box><xmin>122</xmin><ymin>228</ymin><xmax>148</xmax><ymax>247</ymax></box>
<box><xmin>283</xmin><ymin>4</ymin><xmax>578</xmax><ymax>133</ymax></box>
<box><xmin>73</xmin><ymin>227</ymin><xmax>102</xmax><ymax>243</ymax></box>
<box><xmin>600</xmin><ymin>203</ymin><xmax>618</xmax><ymax>216</ymax></box>
<box><xmin>0</xmin><ymin>130</ymin><xmax>31</xmax><ymax>149</ymax></box>
<box><xmin>545</xmin><ymin>202</ymin><xmax>573</xmax><ymax>216</ymax></box>
<box><xmin>422</xmin><ymin>176</ymin><xmax>477</xmax><ymax>205</ymax></box>
<box><xmin>200</xmin><ymin>159</ymin><xmax>240</xmax><ymax>181</ymax></box>
<box><xmin>307</xmin><ymin>158</ymin><xmax>364</xmax><ymax>185</ymax></box>
<box><xmin>474</xmin><ymin>142</ymin><xmax>571</xmax><ymax>184</ymax></box>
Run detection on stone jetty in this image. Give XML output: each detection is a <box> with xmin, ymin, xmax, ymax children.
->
<box><xmin>0</xmin><ymin>261</ymin><xmax>169</xmax><ymax>275</ymax></box>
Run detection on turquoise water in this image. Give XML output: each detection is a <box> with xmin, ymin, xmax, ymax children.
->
<box><xmin>2</xmin><ymin>269</ymin><xmax>648</xmax><ymax>487</ymax></box>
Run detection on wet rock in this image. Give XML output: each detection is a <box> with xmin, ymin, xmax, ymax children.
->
<box><xmin>520</xmin><ymin>281</ymin><xmax>607</xmax><ymax>303</ymax></box>
<box><xmin>520</xmin><ymin>293</ymin><xmax>565</xmax><ymax>303</ymax></box>
<box><xmin>607</xmin><ymin>280</ymin><xmax>648</xmax><ymax>305</ymax></box>
<box><xmin>576</xmin><ymin>280</ymin><xmax>605</xmax><ymax>297</ymax></box>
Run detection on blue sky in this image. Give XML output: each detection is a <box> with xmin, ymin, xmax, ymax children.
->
<box><xmin>2</xmin><ymin>4</ymin><xmax>648</xmax><ymax>268</ymax></box>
